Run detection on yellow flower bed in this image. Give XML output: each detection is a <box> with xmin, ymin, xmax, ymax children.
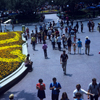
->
<box><xmin>41</xmin><ymin>10</ymin><xmax>58</xmax><ymax>13</ymax></box>
<box><xmin>0</xmin><ymin>31</ymin><xmax>26</xmax><ymax>80</ymax></box>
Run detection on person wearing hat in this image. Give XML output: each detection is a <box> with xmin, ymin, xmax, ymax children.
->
<box><xmin>9</xmin><ymin>94</ymin><xmax>14</xmax><ymax>100</ymax></box>
<box><xmin>85</xmin><ymin>36</ymin><xmax>91</xmax><ymax>55</ymax></box>
<box><xmin>87</xmin><ymin>78</ymin><xmax>100</xmax><ymax>100</ymax></box>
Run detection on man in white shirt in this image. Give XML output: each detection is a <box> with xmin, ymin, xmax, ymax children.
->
<box><xmin>73</xmin><ymin>84</ymin><xmax>94</xmax><ymax>100</ymax></box>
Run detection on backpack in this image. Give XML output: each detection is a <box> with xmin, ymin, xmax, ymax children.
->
<box><xmin>52</xmin><ymin>82</ymin><xmax>60</xmax><ymax>93</ymax></box>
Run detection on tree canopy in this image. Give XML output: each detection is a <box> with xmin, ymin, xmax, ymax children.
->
<box><xmin>0</xmin><ymin>0</ymin><xmax>99</xmax><ymax>11</ymax></box>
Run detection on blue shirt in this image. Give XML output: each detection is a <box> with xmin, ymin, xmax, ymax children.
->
<box><xmin>50</xmin><ymin>82</ymin><xmax>61</xmax><ymax>94</ymax></box>
<box><xmin>77</xmin><ymin>41</ymin><xmax>82</xmax><ymax>47</ymax></box>
<box><xmin>85</xmin><ymin>39</ymin><xmax>90</xmax><ymax>45</ymax></box>
<box><xmin>75</xmin><ymin>99</ymin><xmax>83</xmax><ymax>100</ymax></box>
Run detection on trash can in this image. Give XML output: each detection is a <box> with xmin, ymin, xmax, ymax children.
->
<box><xmin>16</xmin><ymin>19</ymin><xmax>18</xmax><ymax>24</ymax></box>
<box><xmin>22</xmin><ymin>25</ymin><xmax>25</xmax><ymax>32</ymax></box>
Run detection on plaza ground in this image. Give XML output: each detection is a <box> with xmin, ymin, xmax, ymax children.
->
<box><xmin>0</xmin><ymin>14</ymin><xmax>100</xmax><ymax>100</ymax></box>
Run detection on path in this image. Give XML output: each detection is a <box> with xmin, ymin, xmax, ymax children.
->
<box><xmin>0</xmin><ymin>14</ymin><xmax>100</xmax><ymax>100</ymax></box>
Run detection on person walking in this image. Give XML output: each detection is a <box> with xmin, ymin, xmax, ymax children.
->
<box><xmin>77</xmin><ymin>38</ymin><xmax>82</xmax><ymax>54</ymax></box>
<box><xmin>50</xmin><ymin>77</ymin><xmax>61</xmax><ymax>100</ymax></box>
<box><xmin>31</xmin><ymin>35</ymin><xmax>36</xmax><ymax>50</ymax></box>
<box><xmin>42</xmin><ymin>41</ymin><xmax>48</xmax><ymax>59</ymax></box>
<box><xmin>85</xmin><ymin>36</ymin><xmax>91</xmax><ymax>55</ymax></box>
<box><xmin>87</xmin><ymin>78</ymin><xmax>100</xmax><ymax>100</ymax></box>
<box><xmin>60</xmin><ymin>92</ymin><xmax>69</xmax><ymax>100</ymax></box>
<box><xmin>73</xmin><ymin>84</ymin><xmax>94</xmax><ymax>100</ymax></box>
<box><xmin>60</xmin><ymin>50</ymin><xmax>68</xmax><ymax>75</ymax></box>
<box><xmin>36</xmin><ymin>79</ymin><xmax>46</xmax><ymax>100</ymax></box>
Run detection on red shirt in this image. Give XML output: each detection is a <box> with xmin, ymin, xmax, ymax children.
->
<box><xmin>36</xmin><ymin>83</ymin><xmax>45</xmax><ymax>90</ymax></box>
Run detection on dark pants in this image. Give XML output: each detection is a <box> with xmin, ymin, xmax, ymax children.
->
<box><xmin>63</xmin><ymin>41</ymin><xmax>65</xmax><ymax>48</ymax></box>
<box><xmin>44</xmin><ymin>49</ymin><xmax>47</xmax><ymax>58</ymax></box>
<box><xmin>32</xmin><ymin>41</ymin><xmax>35</xmax><ymax>50</ymax></box>
<box><xmin>52</xmin><ymin>93</ymin><xmax>59</xmax><ymax>100</ymax></box>
<box><xmin>48</xmin><ymin>35</ymin><xmax>51</xmax><ymax>40</ymax></box>
<box><xmin>57</xmin><ymin>42</ymin><xmax>61</xmax><ymax>50</ymax></box>
<box><xmin>52</xmin><ymin>42</ymin><xmax>55</xmax><ymax>49</ymax></box>
<box><xmin>89</xmin><ymin>26</ymin><xmax>91</xmax><ymax>32</ymax></box>
<box><xmin>90</xmin><ymin>95</ymin><xmax>98</xmax><ymax>100</ymax></box>
<box><xmin>24</xmin><ymin>36</ymin><xmax>27</xmax><ymax>41</ymax></box>
<box><xmin>85</xmin><ymin>45</ymin><xmax>90</xmax><ymax>55</ymax></box>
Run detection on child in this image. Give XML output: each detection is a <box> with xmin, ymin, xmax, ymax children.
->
<box><xmin>73</xmin><ymin>43</ymin><xmax>76</xmax><ymax>54</ymax></box>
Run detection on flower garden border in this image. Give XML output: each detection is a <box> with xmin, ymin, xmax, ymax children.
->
<box><xmin>0</xmin><ymin>34</ymin><xmax>28</xmax><ymax>94</ymax></box>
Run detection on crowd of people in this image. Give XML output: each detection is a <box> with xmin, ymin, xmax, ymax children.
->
<box><xmin>9</xmin><ymin>78</ymin><xmax>100</xmax><ymax>100</ymax></box>
<box><xmin>22</xmin><ymin>19</ymin><xmax>93</xmax><ymax>57</ymax></box>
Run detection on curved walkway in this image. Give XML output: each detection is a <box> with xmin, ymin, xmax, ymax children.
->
<box><xmin>0</xmin><ymin>14</ymin><xmax>100</xmax><ymax>100</ymax></box>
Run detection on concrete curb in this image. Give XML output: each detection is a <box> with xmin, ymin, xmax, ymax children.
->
<box><xmin>0</xmin><ymin>34</ymin><xmax>28</xmax><ymax>94</ymax></box>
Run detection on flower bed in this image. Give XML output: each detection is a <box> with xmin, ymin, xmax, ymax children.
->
<box><xmin>0</xmin><ymin>31</ymin><xmax>26</xmax><ymax>80</ymax></box>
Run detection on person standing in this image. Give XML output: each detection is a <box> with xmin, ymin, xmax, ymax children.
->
<box><xmin>23</xmin><ymin>31</ymin><xmax>27</xmax><ymax>41</ymax></box>
<box><xmin>50</xmin><ymin>77</ymin><xmax>61</xmax><ymax>100</ymax></box>
<box><xmin>31</xmin><ymin>35</ymin><xmax>36</xmax><ymax>50</ymax></box>
<box><xmin>67</xmin><ymin>37</ymin><xmax>72</xmax><ymax>54</ymax></box>
<box><xmin>77</xmin><ymin>38</ymin><xmax>82</xmax><ymax>54</ymax></box>
<box><xmin>26</xmin><ymin>27</ymin><xmax>29</xmax><ymax>38</ymax></box>
<box><xmin>76</xmin><ymin>22</ymin><xmax>79</xmax><ymax>33</ymax></box>
<box><xmin>12</xmin><ymin>23</ymin><xmax>14</xmax><ymax>31</ymax></box>
<box><xmin>91</xmin><ymin>21</ymin><xmax>95</xmax><ymax>32</ymax></box>
<box><xmin>57</xmin><ymin>35</ymin><xmax>61</xmax><ymax>50</ymax></box>
<box><xmin>62</xmin><ymin>34</ymin><xmax>66</xmax><ymax>48</ymax></box>
<box><xmin>97</xmin><ymin>23</ymin><xmax>100</xmax><ymax>32</ymax></box>
<box><xmin>60</xmin><ymin>50</ymin><xmax>68</xmax><ymax>75</ymax></box>
<box><xmin>60</xmin><ymin>92</ymin><xmax>69</xmax><ymax>100</ymax></box>
<box><xmin>87</xmin><ymin>20</ymin><xmax>92</xmax><ymax>32</ymax></box>
<box><xmin>85</xmin><ymin>36</ymin><xmax>91</xmax><ymax>55</ymax></box>
<box><xmin>71</xmin><ymin>20</ymin><xmax>73</xmax><ymax>27</ymax></box>
<box><xmin>73</xmin><ymin>84</ymin><xmax>94</xmax><ymax>100</ymax></box>
<box><xmin>36</xmin><ymin>79</ymin><xmax>46</xmax><ymax>100</ymax></box>
<box><xmin>73</xmin><ymin>43</ymin><xmax>76</xmax><ymax>54</ymax></box>
<box><xmin>42</xmin><ymin>41</ymin><xmax>48</xmax><ymax>59</ymax></box>
<box><xmin>87</xmin><ymin>78</ymin><xmax>100</xmax><ymax>100</ymax></box>
<box><xmin>51</xmin><ymin>35</ymin><xmax>55</xmax><ymax>50</ymax></box>
<box><xmin>80</xmin><ymin>21</ymin><xmax>83</xmax><ymax>33</ymax></box>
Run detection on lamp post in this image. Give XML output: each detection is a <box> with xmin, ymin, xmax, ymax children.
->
<box><xmin>51</xmin><ymin>0</ymin><xmax>53</xmax><ymax>10</ymax></box>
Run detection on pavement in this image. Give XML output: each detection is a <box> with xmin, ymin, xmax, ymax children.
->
<box><xmin>0</xmin><ymin>14</ymin><xmax>100</xmax><ymax>100</ymax></box>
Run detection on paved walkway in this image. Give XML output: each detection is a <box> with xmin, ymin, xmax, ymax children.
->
<box><xmin>0</xmin><ymin>14</ymin><xmax>100</xmax><ymax>100</ymax></box>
